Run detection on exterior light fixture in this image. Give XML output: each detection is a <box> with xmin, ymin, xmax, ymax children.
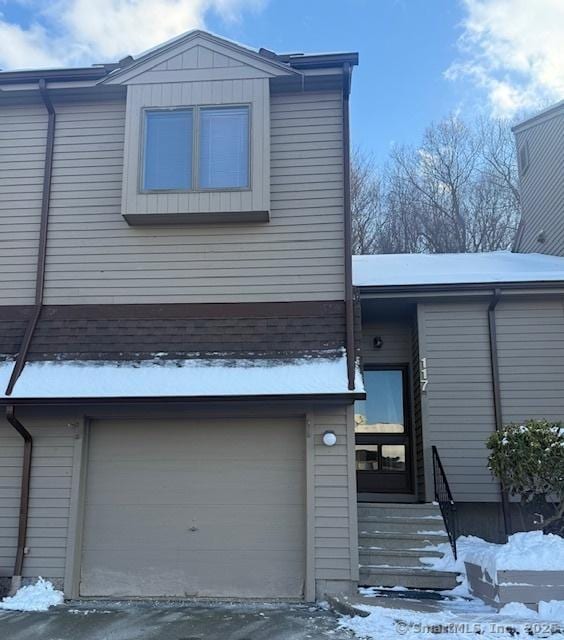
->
<box><xmin>373</xmin><ymin>336</ymin><xmax>383</xmax><ymax>349</ymax></box>
<box><xmin>322</xmin><ymin>431</ymin><xmax>337</xmax><ymax>447</ymax></box>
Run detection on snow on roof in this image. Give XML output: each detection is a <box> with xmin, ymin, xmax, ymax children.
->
<box><xmin>0</xmin><ymin>353</ymin><xmax>363</xmax><ymax>399</ymax></box>
<box><xmin>353</xmin><ymin>251</ymin><xmax>564</xmax><ymax>288</ymax></box>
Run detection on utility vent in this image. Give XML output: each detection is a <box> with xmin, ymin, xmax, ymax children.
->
<box><xmin>519</xmin><ymin>141</ymin><xmax>530</xmax><ymax>176</ymax></box>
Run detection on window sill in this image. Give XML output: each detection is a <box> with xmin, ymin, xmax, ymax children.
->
<box><xmin>123</xmin><ymin>211</ymin><xmax>270</xmax><ymax>226</ymax></box>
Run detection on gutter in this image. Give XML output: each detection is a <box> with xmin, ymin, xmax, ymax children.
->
<box><xmin>342</xmin><ymin>62</ymin><xmax>356</xmax><ymax>391</ymax></box>
<box><xmin>6</xmin><ymin>79</ymin><xmax>55</xmax><ymax>395</ymax></box>
<box><xmin>5</xmin><ymin>406</ymin><xmax>32</xmax><ymax>595</ymax></box>
<box><xmin>487</xmin><ymin>288</ymin><xmax>512</xmax><ymax>537</ymax></box>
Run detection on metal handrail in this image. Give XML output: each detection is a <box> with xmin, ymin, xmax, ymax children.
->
<box><xmin>432</xmin><ymin>445</ymin><xmax>457</xmax><ymax>559</ymax></box>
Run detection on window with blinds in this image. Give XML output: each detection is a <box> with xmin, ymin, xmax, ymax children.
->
<box><xmin>141</xmin><ymin>105</ymin><xmax>250</xmax><ymax>192</ymax></box>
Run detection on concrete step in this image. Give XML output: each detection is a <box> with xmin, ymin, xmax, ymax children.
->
<box><xmin>359</xmin><ymin>548</ymin><xmax>443</xmax><ymax>568</ymax></box>
<box><xmin>359</xmin><ymin>566</ymin><xmax>458</xmax><ymax>590</ymax></box>
<box><xmin>357</xmin><ymin>517</ymin><xmax>446</xmax><ymax>534</ymax></box>
<box><xmin>358</xmin><ymin>503</ymin><xmax>441</xmax><ymax>518</ymax></box>
<box><xmin>358</xmin><ymin>531</ymin><xmax>449</xmax><ymax>550</ymax></box>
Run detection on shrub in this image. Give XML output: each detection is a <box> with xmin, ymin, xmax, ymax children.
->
<box><xmin>487</xmin><ymin>420</ymin><xmax>564</xmax><ymax>534</ymax></box>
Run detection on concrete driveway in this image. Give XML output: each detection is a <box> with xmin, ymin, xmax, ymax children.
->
<box><xmin>0</xmin><ymin>600</ymin><xmax>355</xmax><ymax>640</ymax></box>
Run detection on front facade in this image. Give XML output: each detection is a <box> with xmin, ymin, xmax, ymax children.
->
<box><xmin>0</xmin><ymin>31</ymin><xmax>361</xmax><ymax>600</ymax></box>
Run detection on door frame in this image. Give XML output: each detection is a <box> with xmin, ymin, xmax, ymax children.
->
<box><xmin>356</xmin><ymin>363</ymin><xmax>415</xmax><ymax>496</ymax></box>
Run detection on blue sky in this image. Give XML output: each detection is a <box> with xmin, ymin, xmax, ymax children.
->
<box><xmin>204</xmin><ymin>0</ymin><xmax>466</xmax><ymax>162</ymax></box>
<box><xmin>0</xmin><ymin>0</ymin><xmax>562</xmax><ymax>164</ymax></box>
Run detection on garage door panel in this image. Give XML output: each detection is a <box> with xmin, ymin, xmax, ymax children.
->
<box><xmin>80</xmin><ymin>418</ymin><xmax>306</xmax><ymax>598</ymax></box>
<box><xmin>85</xmin><ymin>462</ymin><xmax>304</xmax><ymax>505</ymax></box>
<box><xmin>83</xmin><ymin>504</ymin><xmax>304</xmax><ymax>548</ymax></box>
<box><xmin>82</xmin><ymin>548</ymin><xmax>304</xmax><ymax>598</ymax></box>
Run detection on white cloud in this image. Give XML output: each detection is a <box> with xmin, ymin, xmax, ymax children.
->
<box><xmin>447</xmin><ymin>0</ymin><xmax>564</xmax><ymax>117</ymax></box>
<box><xmin>0</xmin><ymin>0</ymin><xmax>265</xmax><ymax>70</ymax></box>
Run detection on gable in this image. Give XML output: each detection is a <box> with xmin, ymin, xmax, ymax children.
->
<box><xmin>102</xmin><ymin>30</ymin><xmax>299</xmax><ymax>85</ymax></box>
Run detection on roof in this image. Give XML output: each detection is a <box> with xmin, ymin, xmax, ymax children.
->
<box><xmin>0</xmin><ymin>29</ymin><xmax>357</xmax><ymax>86</ymax></box>
<box><xmin>512</xmin><ymin>99</ymin><xmax>564</xmax><ymax>133</ymax></box>
<box><xmin>0</xmin><ymin>301</ymin><xmax>365</xmax><ymax>399</ymax></box>
<box><xmin>353</xmin><ymin>251</ymin><xmax>564</xmax><ymax>289</ymax></box>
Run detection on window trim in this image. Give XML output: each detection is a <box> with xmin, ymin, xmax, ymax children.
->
<box><xmin>519</xmin><ymin>140</ymin><xmax>530</xmax><ymax>176</ymax></box>
<box><xmin>139</xmin><ymin>103</ymin><xmax>252</xmax><ymax>194</ymax></box>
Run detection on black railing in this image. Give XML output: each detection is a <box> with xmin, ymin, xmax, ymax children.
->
<box><xmin>432</xmin><ymin>446</ymin><xmax>457</xmax><ymax>560</ymax></box>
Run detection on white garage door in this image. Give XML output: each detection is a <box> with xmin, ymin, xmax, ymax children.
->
<box><xmin>80</xmin><ymin>417</ymin><xmax>305</xmax><ymax>598</ymax></box>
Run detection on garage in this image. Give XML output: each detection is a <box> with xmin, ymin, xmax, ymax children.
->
<box><xmin>79</xmin><ymin>417</ymin><xmax>306</xmax><ymax>598</ymax></box>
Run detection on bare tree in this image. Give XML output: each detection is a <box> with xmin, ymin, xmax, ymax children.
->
<box><xmin>351</xmin><ymin>114</ymin><xmax>521</xmax><ymax>255</ymax></box>
<box><xmin>351</xmin><ymin>150</ymin><xmax>383</xmax><ymax>254</ymax></box>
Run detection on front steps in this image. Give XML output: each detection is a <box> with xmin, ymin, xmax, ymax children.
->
<box><xmin>358</xmin><ymin>502</ymin><xmax>458</xmax><ymax>590</ymax></box>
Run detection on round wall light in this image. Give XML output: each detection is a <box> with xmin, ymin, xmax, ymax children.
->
<box><xmin>322</xmin><ymin>431</ymin><xmax>337</xmax><ymax>447</ymax></box>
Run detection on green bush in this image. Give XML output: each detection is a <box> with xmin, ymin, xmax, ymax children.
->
<box><xmin>487</xmin><ymin>419</ymin><xmax>564</xmax><ymax>534</ymax></box>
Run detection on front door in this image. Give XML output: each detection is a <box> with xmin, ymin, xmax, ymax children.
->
<box><xmin>355</xmin><ymin>366</ymin><xmax>412</xmax><ymax>494</ymax></box>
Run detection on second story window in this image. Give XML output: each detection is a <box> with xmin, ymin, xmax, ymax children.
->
<box><xmin>142</xmin><ymin>106</ymin><xmax>249</xmax><ymax>192</ymax></box>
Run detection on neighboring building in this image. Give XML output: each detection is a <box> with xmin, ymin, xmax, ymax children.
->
<box><xmin>512</xmin><ymin>100</ymin><xmax>564</xmax><ymax>256</ymax></box>
<box><xmin>0</xmin><ymin>31</ymin><xmax>362</xmax><ymax>600</ymax></box>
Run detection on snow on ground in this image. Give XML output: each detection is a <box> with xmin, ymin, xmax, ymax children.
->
<box><xmin>339</xmin><ymin>596</ymin><xmax>563</xmax><ymax>640</ymax></box>
<box><xmin>0</xmin><ymin>578</ymin><xmax>63</xmax><ymax>612</ymax></box>
<box><xmin>0</xmin><ymin>351</ymin><xmax>364</xmax><ymax>398</ymax></box>
<box><xmin>341</xmin><ymin>533</ymin><xmax>564</xmax><ymax>639</ymax></box>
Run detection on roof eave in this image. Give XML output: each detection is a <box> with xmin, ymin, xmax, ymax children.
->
<box><xmin>0</xmin><ymin>391</ymin><xmax>365</xmax><ymax>406</ymax></box>
<box><xmin>356</xmin><ymin>280</ymin><xmax>564</xmax><ymax>297</ymax></box>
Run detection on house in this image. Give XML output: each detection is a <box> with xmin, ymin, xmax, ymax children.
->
<box><xmin>1</xmin><ymin>28</ymin><xmax>563</xmax><ymax>601</ymax></box>
<box><xmin>512</xmin><ymin>99</ymin><xmax>564</xmax><ymax>256</ymax></box>
<box><xmin>0</xmin><ymin>30</ymin><xmax>362</xmax><ymax>601</ymax></box>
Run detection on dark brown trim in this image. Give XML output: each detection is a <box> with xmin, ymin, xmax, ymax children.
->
<box><xmin>487</xmin><ymin>288</ymin><xmax>511</xmax><ymax>536</ymax></box>
<box><xmin>6</xmin><ymin>79</ymin><xmax>56</xmax><ymax>396</ymax></box>
<box><xmin>0</xmin><ymin>392</ymin><xmax>365</xmax><ymax>407</ymax></box>
<box><xmin>32</xmin><ymin>300</ymin><xmax>345</xmax><ymax>320</ymax></box>
<box><xmin>342</xmin><ymin>62</ymin><xmax>355</xmax><ymax>391</ymax></box>
<box><xmin>123</xmin><ymin>210</ymin><xmax>270</xmax><ymax>226</ymax></box>
<box><xmin>5</xmin><ymin>405</ymin><xmax>32</xmax><ymax>583</ymax></box>
<box><xmin>0</xmin><ymin>66</ymin><xmax>117</xmax><ymax>85</ymax></box>
<box><xmin>357</xmin><ymin>280</ymin><xmax>564</xmax><ymax>297</ymax></box>
<box><xmin>279</xmin><ymin>52</ymin><xmax>359</xmax><ymax>69</ymax></box>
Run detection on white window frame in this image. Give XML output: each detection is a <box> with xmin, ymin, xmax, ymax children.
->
<box><xmin>139</xmin><ymin>104</ymin><xmax>252</xmax><ymax>194</ymax></box>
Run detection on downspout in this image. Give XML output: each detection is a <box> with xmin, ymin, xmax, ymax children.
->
<box><xmin>487</xmin><ymin>288</ymin><xmax>512</xmax><ymax>537</ymax></box>
<box><xmin>342</xmin><ymin>62</ymin><xmax>355</xmax><ymax>390</ymax></box>
<box><xmin>5</xmin><ymin>406</ymin><xmax>33</xmax><ymax>594</ymax></box>
<box><xmin>6</xmin><ymin>78</ymin><xmax>55</xmax><ymax>395</ymax></box>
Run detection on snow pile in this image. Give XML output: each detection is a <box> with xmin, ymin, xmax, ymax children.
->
<box><xmin>0</xmin><ymin>578</ymin><xmax>64</xmax><ymax>612</ymax></box>
<box><xmin>421</xmin><ymin>531</ymin><xmax>564</xmax><ymax>579</ymax></box>
<box><xmin>462</xmin><ymin>531</ymin><xmax>564</xmax><ymax>579</ymax></box>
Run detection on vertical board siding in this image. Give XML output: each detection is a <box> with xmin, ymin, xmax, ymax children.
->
<box><xmin>0</xmin><ymin>419</ymin><xmax>76</xmax><ymax>579</ymax></box>
<box><xmin>0</xmin><ymin>97</ymin><xmax>46</xmax><ymax>305</ymax></box>
<box><xmin>418</xmin><ymin>302</ymin><xmax>499</xmax><ymax>502</ymax></box>
<box><xmin>313</xmin><ymin>405</ymin><xmax>356</xmax><ymax>582</ymax></box>
<box><xmin>515</xmin><ymin>111</ymin><xmax>564</xmax><ymax>256</ymax></box>
<box><xmin>496</xmin><ymin>297</ymin><xmax>564</xmax><ymax>422</ymax></box>
<box><xmin>0</xmin><ymin>88</ymin><xmax>346</xmax><ymax>305</ymax></box>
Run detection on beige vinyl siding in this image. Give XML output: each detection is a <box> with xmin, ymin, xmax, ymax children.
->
<box><xmin>0</xmin><ymin>96</ymin><xmax>46</xmax><ymax>305</ymax></box>
<box><xmin>418</xmin><ymin>301</ymin><xmax>499</xmax><ymax>502</ymax></box>
<box><xmin>121</xmin><ymin>78</ymin><xmax>270</xmax><ymax>217</ymax></box>
<box><xmin>514</xmin><ymin>108</ymin><xmax>564</xmax><ymax>256</ymax></box>
<box><xmin>312</xmin><ymin>404</ymin><xmax>358</xmax><ymax>591</ymax></box>
<box><xmin>2</xmin><ymin>89</ymin><xmax>346</xmax><ymax>305</ymax></box>
<box><xmin>0</xmin><ymin>417</ymin><xmax>77</xmax><ymax>581</ymax></box>
<box><xmin>496</xmin><ymin>297</ymin><xmax>564</xmax><ymax>422</ymax></box>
